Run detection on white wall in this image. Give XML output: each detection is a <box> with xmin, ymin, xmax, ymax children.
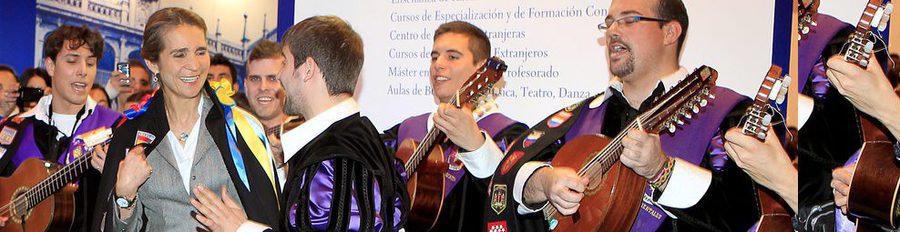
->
<box><xmin>294</xmin><ymin>0</ymin><xmax>777</xmax><ymax>130</ymax></box>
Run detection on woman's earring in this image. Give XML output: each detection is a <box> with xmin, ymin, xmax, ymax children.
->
<box><xmin>153</xmin><ymin>73</ymin><xmax>159</xmax><ymax>83</ymax></box>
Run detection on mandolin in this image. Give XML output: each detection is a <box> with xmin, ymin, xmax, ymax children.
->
<box><xmin>543</xmin><ymin>66</ymin><xmax>717</xmax><ymax>231</ymax></box>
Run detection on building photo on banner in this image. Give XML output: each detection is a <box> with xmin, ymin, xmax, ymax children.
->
<box><xmin>31</xmin><ymin>0</ymin><xmax>278</xmax><ymax>87</ymax></box>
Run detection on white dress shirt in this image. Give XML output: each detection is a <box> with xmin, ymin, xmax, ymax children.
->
<box><xmin>164</xmin><ymin>99</ymin><xmax>204</xmax><ymax>193</ymax></box>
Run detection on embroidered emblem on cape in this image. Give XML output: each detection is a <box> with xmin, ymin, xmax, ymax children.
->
<box><xmin>491</xmin><ymin>184</ymin><xmax>508</xmax><ymax>215</ymax></box>
<box><xmin>546</xmin><ymin>110</ymin><xmax>573</xmax><ymax>128</ymax></box>
<box><xmin>447</xmin><ymin>149</ymin><xmax>463</xmax><ymax>171</ymax></box>
<box><xmin>523</xmin><ymin>130</ymin><xmax>544</xmax><ymax>148</ymax></box>
<box><xmin>135</xmin><ymin>130</ymin><xmax>155</xmax><ymax>146</ymax></box>
<box><xmin>500</xmin><ymin>151</ymin><xmax>524</xmax><ymax>175</ymax></box>
<box><xmin>444</xmin><ymin>172</ymin><xmax>457</xmax><ymax>182</ymax></box>
<box><xmin>0</xmin><ymin>126</ymin><xmax>17</xmax><ymax>145</ymax></box>
<box><xmin>487</xmin><ymin>221</ymin><xmax>508</xmax><ymax>232</ymax></box>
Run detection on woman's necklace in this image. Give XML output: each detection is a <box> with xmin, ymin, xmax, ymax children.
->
<box><xmin>178</xmin><ymin>132</ymin><xmax>189</xmax><ymax>142</ymax></box>
<box><xmin>166</xmin><ymin>106</ymin><xmax>198</xmax><ymax>144</ymax></box>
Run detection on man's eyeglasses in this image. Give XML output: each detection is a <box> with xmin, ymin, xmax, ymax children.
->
<box><xmin>598</xmin><ymin>15</ymin><xmax>670</xmax><ymax>31</ymax></box>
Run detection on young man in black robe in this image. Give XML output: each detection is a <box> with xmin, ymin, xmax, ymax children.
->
<box><xmin>190</xmin><ymin>16</ymin><xmax>409</xmax><ymax>232</ymax></box>
<box><xmin>381</xmin><ymin>21</ymin><xmax>527</xmax><ymax>231</ymax></box>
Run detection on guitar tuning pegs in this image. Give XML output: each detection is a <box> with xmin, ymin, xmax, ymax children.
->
<box><xmin>699</xmin><ymin>99</ymin><xmax>708</xmax><ymax>107</ymax></box>
<box><xmin>675</xmin><ymin>118</ymin><xmax>685</xmax><ymax>125</ymax></box>
<box><xmin>880</xmin><ymin>3</ymin><xmax>894</xmax><ymax>31</ymax></box>
<box><xmin>683</xmin><ymin>112</ymin><xmax>693</xmax><ymax>119</ymax></box>
<box><xmin>776</xmin><ymin>75</ymin><xmax>791</xmax><ymax>104</ymax></box>
<box><xmin>692</xmin><ymin>105</ymin><xmax>700</xmax><ymax>113</ymax></box>
<box><xmin>865</xmin><ymin>41</ymin><xmax>875</xmax><ymax>53</ymax></box>
<box><xmin>668</xmin><ymin>123</ymin><xmax>677</xmax><ymax>133</ymax></box>
<box><xmin>762</xmin><ymin>114</ymin><xmax>773</xmax><ymax>126</ymax></box>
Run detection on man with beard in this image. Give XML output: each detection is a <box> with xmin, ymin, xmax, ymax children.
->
<box><xmin>482</xmin><ymin>0</ymin><xmax>761</xmax><ymax>231</ymax></box>
<box><xmin>243</xmin><ymin>40</ymin><xmax>302</xmax><ymax>187</ymax></box>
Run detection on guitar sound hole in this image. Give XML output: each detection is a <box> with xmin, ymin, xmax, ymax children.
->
<box><xmin>10</xmin><ymin>186</ymin><xmax>32</xmax><ymax>224</ymax></box>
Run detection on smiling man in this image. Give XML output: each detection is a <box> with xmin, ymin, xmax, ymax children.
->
<box><xmin>0</xmin><ymin>24</ymin><xmax>122</xmax><ymax>230</ymax></box>
<box><xmin>243</xmin><ymin>40</ymin><xmax>300</xmax><ymax>185</ymax></box>
<box><xmin>381</xmin><ymin>21</ymin><xmax>527</xmax><ymax>231</ymax></box>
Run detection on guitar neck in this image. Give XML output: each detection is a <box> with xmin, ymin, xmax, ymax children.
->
<box><xmin>405</xmin><ymin>96</ymin><xmax>458</xmax><ymax>172</ymax></box>
<box><xmin>403</xmin><ymin>57</ymin><xmax>507</xmax><ymax>173</ymax></box>
<box><xmin>741</xmin><ymin>65</ymin><xmax>784</xmax><ymax>141</ymax></box>
<box><xmin>24</xmin><ymin>151</ymin><xmax>93</xmax><ymax>209</ymax></box>
<box><xmin>578</xmin><ymin>66</ymin><xmax>715</xmax><ymax>177</ymax></box>
<box><xmin>844</xmin><ymin>0</ymin><xmax>887</xmax><ymax>68</ymax></box>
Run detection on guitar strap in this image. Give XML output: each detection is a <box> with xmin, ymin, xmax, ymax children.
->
<box><xmin>0</xmin><ymin>116</ymin><xmax>34</xmax><ymax>176</ymax></box>
<box><xmin>482</xmin><ymin>94</ymin><xmax>597</xmax><ymax>232</ymax></box>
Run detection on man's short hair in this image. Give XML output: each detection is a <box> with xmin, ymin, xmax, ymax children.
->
<box><xmin>433</xmin><ymin>21</ymin><xmax>491</xmax><ymax>64</ymax></box>
<box><xmin>247</xmin><ymin>40</ymin><xmax>284</xmax><ymax>66</ymax></box>
<box><xmin>21</xmin><ymin>68</ymin><xmax>51</xmax><ymax>87</ymax></box>
<box><xmin>0</xmin><ymin>65</ymin><xmax>17</xmax><ymax>80</ymax></box>
<box><xmin>128</xmin><ymin>59</ymin><xmax>148</xmax><ymax>73</ymax></box>
<box><xmin>282</xmin><ymin>16</ymin><xmax>364</xmax><ymax>96</ymax></box>
<box><xmin>656</xmin><ymin>0</ymin><xmax>689</xmax><ymax>54</ymax></box>
<box><xmin>210</xmin><ymin>53</ymin><xmax>237</xmax><ymax>77</ymax></box>
<box><xmin>43</xmin><ymin>24</ymin><xmax>105</xmax><ymax>62</ymax></box>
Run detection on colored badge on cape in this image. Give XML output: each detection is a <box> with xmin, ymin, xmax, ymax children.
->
<box><xmin>487</xmin><ymin>221</ymin><xmax>508</xmax><ymax>232</ymax></box>
<box><xmin>523</xmin><ymin>130</ymin><xmax>544</xmax><ymax>148</ymax></box>
<box><xmin>135</xmin><ymin>130</ymin><xmax>155</xmax><ymax>146</ymax></box>
<box><xmin>491</xmin><ymin>184</ymin><xmax>508</xmax><ymax>215</ymax></box>
<box><xmin>546</xmin><ymin>110</ymin><xmax>573</xmax><ymax>128</ymax></box>
<box><xmin>500</xmin><ymin>151</ymin><xmax>524</xmax><ymax>175</ymax></box>
<box><xmin>447</xmin><ymin>149</ymin><xmax>463</xmax><ymax>171</ymax></box>
<box><xmin>0</xmin><ymin>126</ymin><xmax>17</xmax><ymax>145</ymax></box>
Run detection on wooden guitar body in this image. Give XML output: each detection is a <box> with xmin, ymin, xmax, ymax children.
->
<box><xmin>0</xmin><ymin>158</ymin><xmax>76</xmax><ymax>232</ymax></box>
<box><xmin>545</xmin><ymin>135</ymin><xmax>645</xmax><ymax>232</ymax></box>
<box><xmin>396</xmin><ymin>138</ymin><xmax>449</xmax><ymax>231</ymax></box>
<box><xmin>848</xmin><ymin>114</ymin><xmax>900</xmax><ymax>229</ymax></box>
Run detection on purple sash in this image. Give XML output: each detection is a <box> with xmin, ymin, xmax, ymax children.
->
<box><xmin>10</xmin><ymin>106</ymin><xmax>121</xmax><ymax>168</ymax></box>
<box><xmin>799</xmin><ymin>14</ymin><xmax>852</xmax><ymax>91</ymax></box>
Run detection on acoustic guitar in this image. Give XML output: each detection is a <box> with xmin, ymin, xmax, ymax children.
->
<box><xmin>839</xmin><ymin>0</ymin><xmax>900</xmax><ymax>230</ymax></box>
<box><xmin>395</xmin><ymin>57</ymin><xmax>507</xmax><ymax>231</ymax></box>
<box><xmin>543</xmin><ymin>66</ymin><xmax>718</xmax><ymax>231</ymax></box>
<box><xmin>739</xmin><ymin>65</ymin><xmax>793</xmax><ymax>232</ymax></box>
<box><xmin>0</xmin><ymin>127</ymin><xmax>112</xmax><ymax>232</ymax></box>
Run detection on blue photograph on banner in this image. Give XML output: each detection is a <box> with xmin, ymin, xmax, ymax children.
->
<box><xmin>33</xmin><ymin>0</ymin><xmax>278</xmax><ymax>89</ymax></box>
